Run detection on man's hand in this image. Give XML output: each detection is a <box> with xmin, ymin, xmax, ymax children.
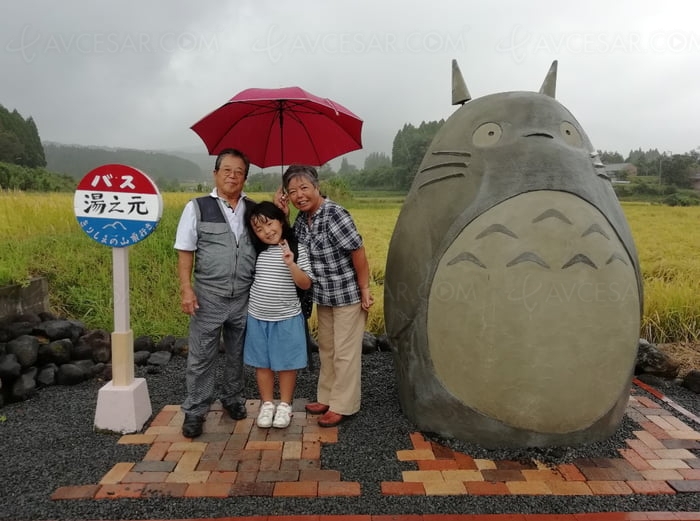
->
<box><xmin>181</xmin><ymin>286</ymin><xmax>199</xmax><ymax>316</ymax></box>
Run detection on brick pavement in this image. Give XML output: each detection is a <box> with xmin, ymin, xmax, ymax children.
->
<box><xmin>51</xmin><ymin>379</ymin><xmax>700</xmax><ymax>519</ymax></box>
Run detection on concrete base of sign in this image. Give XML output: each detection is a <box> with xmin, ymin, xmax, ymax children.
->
<box><xmin>94</xmin><ymin>378</ymin><xmax>152</xmax><ymax>434</ymax></box>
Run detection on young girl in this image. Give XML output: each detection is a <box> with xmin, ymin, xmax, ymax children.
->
<box><xmin>244</xmin><ymin>201</ymin><xmax>313</xmax><ymax>428</ymax></box>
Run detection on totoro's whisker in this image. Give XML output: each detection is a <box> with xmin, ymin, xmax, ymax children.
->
<box><xmin>431</xmin><ymin>150</ymin><xmax>471</xmax><ymax>157</ymax></box>
<box><xmin>418</xmin><ymin>172</ymin><xmax>466</xmax><ymax>189</ymax></box>
<box><xmin>420</xmin><ymin>161</ymin><xmax>469</xmax><ymax>173</ymax></box>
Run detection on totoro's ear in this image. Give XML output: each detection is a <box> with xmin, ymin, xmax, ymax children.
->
<box><xmin>539</xmin><ymin>60</ymin><xmax>558</xmax><ymax>98</ymax></box>
<box><xmin>452</xmin><ymin>59</ymin><xmax>471</xmax><ymax>105</ymax></box>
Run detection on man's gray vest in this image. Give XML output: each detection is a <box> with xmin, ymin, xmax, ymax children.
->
<box><xmin>192</xmin><ymin>196</ymin><xmax>256</xmax><ymax>298</ymax></box>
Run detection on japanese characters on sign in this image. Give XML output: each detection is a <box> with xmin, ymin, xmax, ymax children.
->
<box><xmin>74</xmin><ymin>164</ymin><xmax>163</xmax><ymax>247</ymax></box>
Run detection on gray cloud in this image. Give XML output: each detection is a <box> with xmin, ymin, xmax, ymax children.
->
<box><xmin>2</xmin><ymin>0</ymin><xmax>699</xmax><ymax>168</ymax></box>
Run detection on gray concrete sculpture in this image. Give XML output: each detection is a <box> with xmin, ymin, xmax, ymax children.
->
<box><xmin>384</xmin><ymin>60</ymin><xmax>643</xmax><ymax>447</ymax></box>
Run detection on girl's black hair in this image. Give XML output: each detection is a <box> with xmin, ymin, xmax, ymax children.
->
<box><xmin>245</xmin><ymin>201</ymin><xmax>299</xmax><ymax>256</ymax></box>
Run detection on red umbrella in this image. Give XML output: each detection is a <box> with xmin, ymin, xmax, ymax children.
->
<box><xmin>190</xmin><ymin>86</ymin><xmax>363</xmax><ymax>169</ymax></box>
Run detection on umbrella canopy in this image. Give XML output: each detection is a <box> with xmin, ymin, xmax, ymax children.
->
<box><xmin>191</xmin><ymin>86</ymin><xmax>363</xmax><ymax>169</ymax></box>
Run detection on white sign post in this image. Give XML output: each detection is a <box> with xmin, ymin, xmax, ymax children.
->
<box><xmin>74</xmin><ymin>164</ymin><xmax>163</xmax><ymax>433</ymax></box>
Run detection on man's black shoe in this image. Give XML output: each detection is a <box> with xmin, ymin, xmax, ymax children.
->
<box><xmin>224</xmin><ymin>402</ymin><xmax>247</xmax><ymax>420</ymax></box>
<box><xmin>182</xmin><ymin>414</ymin><xmax>204</xmax><ymax>438</ymax></box>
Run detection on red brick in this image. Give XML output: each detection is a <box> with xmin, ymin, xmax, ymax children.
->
<box><xmin>578</xmin><ymin>467</ymin><xmax>627</xmax><ymax>481</ymax></box>
<box><xmin>256</xmin><ymin>469</ymin><xmax>299</xmax><ymax>482</ymax></box>
<box><xmin>121</xmin><ymin>471</ymin><xmax>169</xmax><ymax>483</ymax></box>
<box><xmin>481</xmin><ymin>469</ymin><xmax>526</xmax><ymax>482</ymax></box>
<box><xmin>149</xmin><ymin>408</ymin><xmax>177</xmax><ymax>426</ymax></box>
<box><xmin>141</xmin><ymin>482</ymin><xmax>188</xmax><ymax>497</ymax></box>
<box><xmin>94</xmin><ymin>483</ymin><xmax>145</xmax><ymax>499</ymax></box>
<box><xmin>51</xmin><ymin>485</ymin><xmax>100</xmax><ymax>500</ymax></box>
<box><xmin>184</xmin><ymin>482</ymin><xmax>232</xmax><ymax>497</ymax></box>
<box><xmin>430</xmin><ymin>441</ymin><xmax>455</xmax><ymax>459</ymax></box>
<box><xmin>416</xmin><ymin>459</ymin><xmax>459</xmax><ymax>471</ymax></box>
<box><xmin>618</xmin><ymin>448</ymin><xmax>653</xmax><ymax>471</ymax></box>
<box><xmin>453</xmin><ymin>452</ymin><xmax>477</xmax><ymax>470</ymax></box>
<box><xmin>679</xmin><ymin>468</ymin><xmax>700</xmax><ymax>479</ymax></box>
<box><xmin>235</xmin><ymin>470</ymin><xmax>258</xmax><ymax>483</ymax></box>
<box><xmin>260</xmin><ymin>449</ymin><xmax>282</xmax><ymax>471</ymax></box>
<box><xmin>229</xmin><ymin>481</ymin><xmax>274</xmax><ymax>496</ymax></box>
<box><xmin>465</xmin><ymin>481</ymin><xmax>511</xmax><ymax>495</ymax></box>
<box><xmin>557</xmin><ymin>464</ymin><xmax>587</xmax><ymax>481</ymax></box>
<box><xmin>505</xmin><ymin>480</ymin><xmax>552</xmax><ymax>495</ymax></box>
<box><xmin>273</xmin><ymin>480</ymin><xmax>318</xmax><ymax>497</ymax></box>
<box><xmin>299</xmin><ymin>469</ymin><xmax>341</xmax><ymax>481</ymax></box>
<box><xmin>667</xmin><ymin>480</ymin><xmax>700</xmax><ymax>493</ymax></box>
<box><xmin>380</xmin><ymin>481</ymin><xmax>425</xmax><ymax>495</ymax></box>
<box><xmin>143</xmin><ymin>441</ymin><xmax>170</xmax><ymax>461</ymax></box>
<box><xmin>496</xmin><ymin>459</ymin><xmax>535</xmax><ymax>470</ymax></box>
<box><xmin>546</xmin><ymin>480</ymin><xmax>593</xmax><ymax>495</ymax></box>
<box><xmin>626</xmin><ymin>439</ymin><xmax>659</xmax><ymax>460</ymax></box>
<box><xmin>409</xmin><ymin>431</ymin><xmax>431</xmax><ymax>450</ymax></box>
<box><xmin>625</xmin><ymin>480</ymin><xmax>676</xmax><ymax>494</ymax></box>
<box><xmin>374</xmin><ymin>514</ymin><xmax>424</xmax><ymax>521</ymax></box>
<box><xmin>302</xmin><ymin>440</ymin><xmax>322</xmax><ymax>459</ymax></box>
<box><xmin>586</xmin><ymin>481</ymin><xmax>633</xmax><ymax>495</ymax></box>
<box><xmin>208</xmin><ymin>471</ymin><xmax>238</xmax><ymax>483</ymax></box>
<box><xmin>318</xmin><ymin>481</ymin><xmax>361</xmax><ymax>496</ymax></box>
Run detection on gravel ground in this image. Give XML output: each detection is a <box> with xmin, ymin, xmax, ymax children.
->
<box><xmin>0</xmin><ymin>350</ymin><xmax>698</xmax><ymax>520</ymax></box>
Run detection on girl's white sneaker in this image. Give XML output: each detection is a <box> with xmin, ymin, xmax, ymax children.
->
<box><xmin>272</xmin><ymin>402</ymin><xmax>292</xmax><ymax>428</ymax></box>
<box><xmin>257</xmin><ymin>401</ymin><xmax>276</xmax><ymax>428</ymax></box>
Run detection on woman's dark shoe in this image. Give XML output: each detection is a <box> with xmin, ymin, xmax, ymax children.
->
<box><xmin>305</xmin><ymin>402</ymin><xmax>329</xmax><ymax>415</ymax></box>
<box><xmin>182</xmin><ymin>414</ymin><xmax>204</xmax><ymax>438</ymax></box>
<box><xmin>224</xmin><ymin>402</ymin><xmax>248</xmax><ymax>420</ymax></box>
<box><xmin>318</xmin><ymin>410</ymin><xmax>345</xmax><ymax>428</ymax></box>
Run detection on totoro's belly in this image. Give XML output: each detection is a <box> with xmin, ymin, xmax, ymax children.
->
<box><xmin>427</xmin><ymin>190</ymin><xmax>640</xmax><ymax>433</ymax></box>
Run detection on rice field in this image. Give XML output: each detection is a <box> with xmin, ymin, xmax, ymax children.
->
<box><xmin>1</xmin><ymin>191</ymin><xmax>698</xmax><ymax>342</ymax></box>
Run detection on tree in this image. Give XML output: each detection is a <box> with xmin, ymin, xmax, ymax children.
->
<box><xmin>363</xmin><ymin>152</ymin><xmax>391</xmax><ymax>171</ymax></box>
<box><xmin>598</xmin><ymin>150</ymin><xmax>624</xmax><ymax>164</ymax></box>
<box><xmin>337</xmin><ymin>157</ymin><xmax>357</xmax><ymax>175</ymax></box>
<box><xmin>661</xmin><ymin>154</ymin><xmax>694</xmax><ymax>188</ymax></box>
<box><xmin>391</xmin><ymin>120</ymin><xmax>444</xmax><ymax>190</ymax></box>
<box><xmin>0</xmin><ymin>105</ymin><xmax>46</xmax><ymax>168</ymax></box>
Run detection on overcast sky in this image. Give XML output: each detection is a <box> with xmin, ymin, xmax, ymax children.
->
<box><xmin>1</xmin><ymin>0</ymin><xmax>699</xmax><ymax>168</ymax></box>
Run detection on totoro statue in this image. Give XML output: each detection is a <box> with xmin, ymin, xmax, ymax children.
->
<box><xmin>384</xmin><ymin>60</ymin><xmax>643</xmax><ymax>448</ymax></box>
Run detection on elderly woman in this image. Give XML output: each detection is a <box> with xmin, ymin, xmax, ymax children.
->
<box><xmin>275</xmin><ymin>165</ymin><xmax>373</xmax><ymax>427</ymax></box>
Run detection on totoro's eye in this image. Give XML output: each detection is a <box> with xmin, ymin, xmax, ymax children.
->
<box><xmin>560</xmin><ymin>121</ymin><xmax>583</xmax><ymax>147</ymax></box>
<box><xmin>472</xmin><ymin>122</ymin><xmax>502</xmax><ymax>147</ymax></box>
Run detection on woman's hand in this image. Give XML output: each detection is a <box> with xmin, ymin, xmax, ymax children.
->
<box><xmin>274</xmin><ymin>186</ymin><xmax>290</xmax><ymax>216</ymax></box>
<box><xmin>360</xmin><ymin>287</ymin><xmax>374</xmax><ymax>311</ymax></box>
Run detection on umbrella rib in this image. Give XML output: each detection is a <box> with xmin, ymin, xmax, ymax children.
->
<box><xmin>283</xmin><ymin>109</ymin><xmax>327</xmax><ymax>165</ymax></box>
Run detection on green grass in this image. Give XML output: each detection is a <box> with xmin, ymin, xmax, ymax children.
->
<box><xmin>2</xmin><ymin>192</ymin><xmax>700</xmax><ymax>342</ymax></box>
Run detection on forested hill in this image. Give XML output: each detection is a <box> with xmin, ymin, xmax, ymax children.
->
<box><xmin>44</xmin><ymin>142</ymin><xmax>207</xmax><ymax>188</ymax></box>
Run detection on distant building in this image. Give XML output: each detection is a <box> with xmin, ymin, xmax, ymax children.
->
<box><xmin>689</xmin><ymin>172</ymin><xmax>700</xmax><ymax>191</ymax></box>
<box><xmin>604</xmin><ymin>163</ymin><xmax>637</xmax><ymax>182</ymax></box>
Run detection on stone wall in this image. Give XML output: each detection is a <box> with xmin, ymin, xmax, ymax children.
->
<box><xmin>0</xmin><ymin>277</ymin><xmax>49</xmax><ymax>320</ymax></box>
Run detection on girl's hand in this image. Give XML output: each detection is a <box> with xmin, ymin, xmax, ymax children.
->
<box><xmin>279</xmin><ymin>240</ymin><xmax>293</xmax><ymax>265</ymax></box>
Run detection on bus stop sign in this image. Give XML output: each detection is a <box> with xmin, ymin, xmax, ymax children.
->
<box><xmin>74</xmin><ymin>164</ymin><xmax>163</xmax><ymax>247</ymax></box>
